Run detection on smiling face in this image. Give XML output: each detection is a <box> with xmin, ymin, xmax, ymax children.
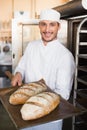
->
<box><xmin>39</xmin><ymin>20</ymin><xmax>60</xmax><ymax>45</ymax></box>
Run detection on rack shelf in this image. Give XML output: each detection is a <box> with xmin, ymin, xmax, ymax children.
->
<box><xmin>76</xmin><ymin>89</ymin><xmax>87</xmax><ymax>99</ymax></box>
<box><xmin>79</xmin><ymin>42</ymin><xmax>87</xmax><ymax>46</ymax></box>
<box><xmin>78</xmin><ymin>54</ymin><xmax>87</xmax><ymax>59</ymax></box>
<box><xmin>75</xmin><ymin>99</ymin><xmax>87</xmax><ymax>110</ymax></box>
<box><xmin>80</xmin><ymin>30</ymin><xmax>87</xmax><ymax>33</ymax></box>
<box><xmin>78</xmin><ymin>66</ymin><xmax>87</xmax><ymax>72</ymax></box>
<box><xmin>77</xmin><ymin>76</ymin><xmax>87</xmax><ymax>85</ymax></box>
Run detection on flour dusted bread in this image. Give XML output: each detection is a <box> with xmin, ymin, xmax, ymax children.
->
<box><xmin>20</xmin><ymin>92</ymin><xmax>60</xmax><ymax>120</ymax></box>
<box><xmin>9</xmin><ymin>79</ymin><xmax>47</xmax><ymax>105</ymax></box>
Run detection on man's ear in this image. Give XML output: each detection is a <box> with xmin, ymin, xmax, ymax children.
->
<box><xmin>58</xmin><ymin>23</ymin><xmax>61</xmax><ymax>30</ymax></box>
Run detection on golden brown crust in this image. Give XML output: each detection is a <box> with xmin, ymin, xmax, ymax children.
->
<box><xmin>20</xmin><ymin>92</ymin><xmax>60</xmax><ymax>120</ymax></box>
<box><xmin>9</xmin><ymin>79</ymin><xmax>47</xmax><ymax>105</ymax></box>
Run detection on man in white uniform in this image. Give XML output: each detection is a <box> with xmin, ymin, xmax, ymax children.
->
<box><xmin>11</xmin><ymin>9</ymin><xmax>75</xmax><ymax>130</ymax></box>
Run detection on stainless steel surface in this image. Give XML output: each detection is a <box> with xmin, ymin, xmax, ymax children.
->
<box><xmin>53</xmin><ymin>0</ymin><xmax>87</xmax><ymax>19</ymax></box>
<box><xmin>0</xmin><ymin>42</ymin><xmax>12</xmax><ymax>77</ymax></box>
<box><xmin>0</xmin><ymin>65</ymin><xmax>12</xmax><ymax>77</ymax></box>
<box><xmin>0</xmin><ymin>87</ymin><xmax>83</xmax><ymax>130</ymax></box>
<box><xmin>0</xmin><ymin>77</ymin><xmax>11</xmax><ymax>88</ymax></box>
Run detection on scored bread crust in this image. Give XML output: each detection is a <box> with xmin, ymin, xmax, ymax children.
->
<box><xmin>9</xmin><ymin>79</ymin><xmax>47</xmax><ymax>105</ymax></box>
<box><xmin>20</xmin><ymin>92</ymin><xmax>60</xmax><ymax>120</ymax></box>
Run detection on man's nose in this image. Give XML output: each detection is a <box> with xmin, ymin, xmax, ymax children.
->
<box><xmin>45</xmin><ymin>25</ymin><xmax>50</xmax><ymax>31</ymax></box>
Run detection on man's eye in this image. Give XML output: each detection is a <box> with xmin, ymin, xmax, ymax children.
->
<box><xmin>40</xmin><ymin>23</ymin><xmax>46</xmax><ymax>26</ymax></box>
<box><xmin>50</xmin><ymin>23</ymin><xmax>56</xmax><ymax>26</ymax></box>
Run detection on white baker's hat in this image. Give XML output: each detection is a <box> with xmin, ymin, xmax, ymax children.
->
<box><xmin>39</xmin><ymin>9</ymin><xmax>61</xmax><ymax>23</ymax></box>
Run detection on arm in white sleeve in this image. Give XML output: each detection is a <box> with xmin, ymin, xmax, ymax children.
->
<box><xmin>54</xmin><ymin>53</ymin><xmax>75</xmax><ymax>100</ymax></box>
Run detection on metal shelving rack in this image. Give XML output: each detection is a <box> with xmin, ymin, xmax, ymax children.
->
<box><xmin>72</xmin><ymin>17</ymin><xmax>87</xmax><ymax>130</ymax></box>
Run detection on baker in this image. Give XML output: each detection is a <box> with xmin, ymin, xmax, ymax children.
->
<box><xmin>11</xmin><ymin>9</ymin><xmax>75</xmax><ymax>130</ymax></box>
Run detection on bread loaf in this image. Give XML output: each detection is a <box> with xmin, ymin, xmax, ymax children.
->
<box><xmin>20</xmin><ymin>92</ymin><xmax>60</xmax><ymax>120</ymax></box>
<box><xmin>9</xmin><ymin>79</ymin><xmax>47</xmax><ymax>105</ymax></box>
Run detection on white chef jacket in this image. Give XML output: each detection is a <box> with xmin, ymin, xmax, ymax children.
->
<box><xmin>15</xmin><ymin>39</ymin><xmax>75</xmax><ymax>130</ymax></box>
<box><xmin>15</xmin><ymin>39</ymin><xmax>75</xmax><ymax>100</ymax></box>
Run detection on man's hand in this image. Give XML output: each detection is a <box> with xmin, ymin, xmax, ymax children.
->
<box><xmin>11</xmin><ymin>72</ymin><xmax>22</xmax><ymax>87</ymax></box>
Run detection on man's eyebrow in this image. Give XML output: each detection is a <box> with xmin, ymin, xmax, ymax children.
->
<box><xmin>40</xmin><ymin>21</ymin><xmax>57</xmax><ymax>24</ymax></box>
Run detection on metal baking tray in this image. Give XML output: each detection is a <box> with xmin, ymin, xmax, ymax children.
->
<box><xmin>0</xmin><ymin>87</ymin><xmax>83</xmax><ymax>130</ymax></box>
